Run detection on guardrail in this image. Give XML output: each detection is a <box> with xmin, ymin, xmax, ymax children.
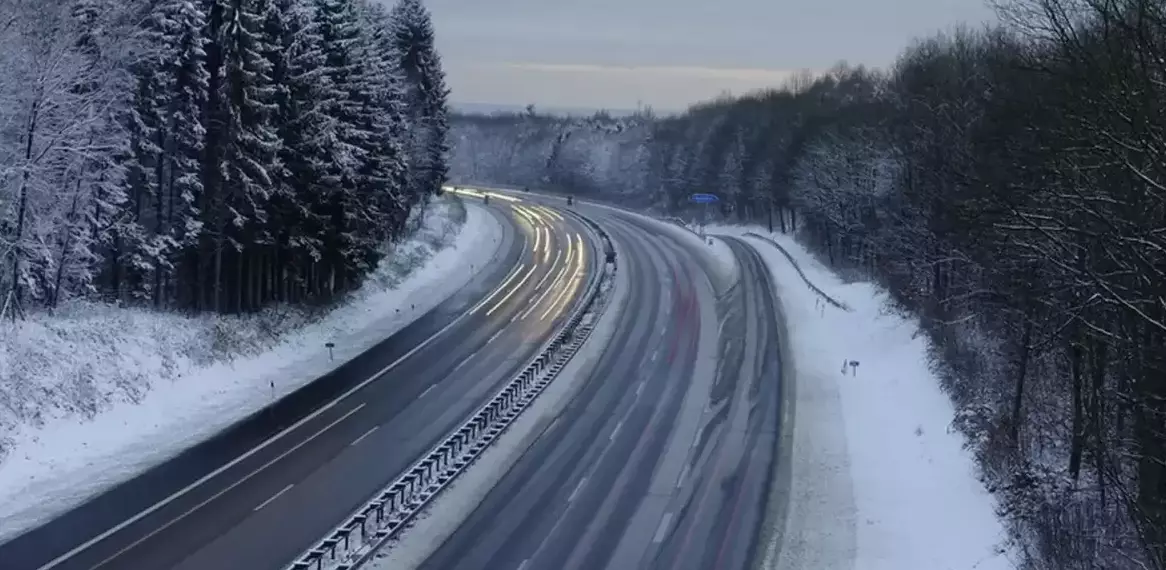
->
<box><xmin>284</xmin><ymin>210</ymin><xmax>617</xmax><ymax>570</ymax></box>
<box><xmin>744</xmin><ymin>231</ymin><xmax>852</xmax><ymax>312</ymax></box>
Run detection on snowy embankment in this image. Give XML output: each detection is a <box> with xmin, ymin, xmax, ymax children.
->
<box><xmin>0</xmin><ymin>197</ymin><xmax>503</xmax><ymax>542</ymax></box>
<box><xmin>708</xmin><ymin>225</ymin><xmax>1016</xmax><ymax>570</ymax></box>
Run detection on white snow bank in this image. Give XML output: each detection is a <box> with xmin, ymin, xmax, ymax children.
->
<box><xmin>0</xmin><ymin>197</ymin><xmax>503</xmax><ymax>541</ymax></box>
<box><xmin>709</xmin><ymin>224</ymin><xmax>1016</xmax><ymax>570</ymax></box>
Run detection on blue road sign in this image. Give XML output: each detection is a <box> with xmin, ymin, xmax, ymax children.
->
<box><xmin>690</xmin><ymin>193</ymin><xmax>719</xmax><ymax>204</ymax></box>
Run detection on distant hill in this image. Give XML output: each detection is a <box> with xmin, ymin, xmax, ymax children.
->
<box><xmin>452</xmin><ymin>101</ymin><xmax>644</xmax><ymax>118</ymax></box>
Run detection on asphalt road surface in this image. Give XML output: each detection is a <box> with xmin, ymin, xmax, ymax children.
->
<box><xmin>0</xmin><ymin>199</ymin><xmax>599</xmax><ymax>570</ymax></box>
<box><xmin>417</xmin><ymin>211</ymin><xmax>785</xmax><ymax>570</ymax></box>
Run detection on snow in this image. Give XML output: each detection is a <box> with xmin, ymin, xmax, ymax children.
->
<box><xmin>707</xmin><ymin>224</ymin><xmax>1016</xmax><ymax>570</ymax></box>
<box><xmin>0</xmin><ymin>197</ymin><xmax>503</xmax><ymax>542</ymax></box>
<box><xmin>365</xmin><ymin>260</ymin><xmax>625</xmax><ymax>569</ymax></box>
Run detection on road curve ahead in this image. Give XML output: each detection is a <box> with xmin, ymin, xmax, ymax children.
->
<box><xmin>0</xmin><ymin>200</ymin><xmax>600</xmax><ymax>570</ymax></box>
<box><xmin>417</xmin><ymin>208</ymin><xmax>785</xmax><ymax>570</ymax></box>
<box><xmin>649</xmin><ymin>236</ymin><xmax>784</xmax><ymax>570</ymax></box>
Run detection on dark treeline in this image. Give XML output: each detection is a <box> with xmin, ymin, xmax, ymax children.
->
<box><xmin>448</xmin><ymin>0</ymin><xmax>1166</xmax><ymax>567</ymax></box>
<box><xmin>0</xmin><ymin>0</ymin><xmax>450</xmax><ymax>317</ymax></box>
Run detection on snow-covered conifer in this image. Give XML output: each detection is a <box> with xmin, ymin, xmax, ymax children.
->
<box><xmin>389</xmin><ymin>0</ymin><xmax>451</xmax><ymax>200</ymax></box>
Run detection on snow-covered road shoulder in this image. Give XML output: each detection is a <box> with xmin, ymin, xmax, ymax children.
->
<box><xmin>709</xmin><ymin>226</ymin><xmax>1016</xmax><ymax>570</ymax></box>
<box><xmin>0</xmin><ymin>197</ymin><xmax>503</xmax><ymax>542</ymax></box>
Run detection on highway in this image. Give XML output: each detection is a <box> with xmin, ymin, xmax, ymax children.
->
<box><xmin>416</xmin><ymin>206</ymin><xmax>786</xmax><ymax>570</ymax></box>
<box><xmin>0</xmin><ymin>198</ymin><xmax>600</xmax><ymax>570</ymax></box>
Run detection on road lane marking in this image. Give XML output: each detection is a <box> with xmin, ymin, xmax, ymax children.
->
<box><xmin>451</xmin><ymin>351</ymin><xmax>478</xmax><ymax>373</ymax></box>
<box><xmin>517</xmin><ymin>559</ymin><xmax>530</xmax><ymax>570</ymax></box>
<box><xmin>568</xmin><ymin>476</ymin><xmax>588</xmax><ymax>503</ymax></box>
<box><xmin>539</xmin><ymin>236</ymin><xmax>585</xmax><ymax>320</ymax></box>
<box><xmin>89</xmin><ymin>403</ymin><xmax>366</xmax><ymax>569</ymax></box>
<box><xmin>542</xmin><ymin>226</ymin><xmax>551</xmax><ymax>264</ymax></box>
<box><xmin>40</xmin><ymin>218</ymin><xmax>538</xmax><ymax>569</ymax></box>
<box><xmin>530</xmin><ymin>205</ymin><xmax>555</xmax><ymax>221</ymax></box>
<box><xmin>527</xmin><ymin>250</ymin><xmax>564</xmax><ymax>300</ymax></box>
<box><xmin>510</xmin><ymin>205</ymin><xmax>536</xmax><ymax>224</ymax></box>
<box><xmin>487</xmin><ymin>329</ymin><xmax>504</xmax><ymax>344</ymax></box>
<box><xmin>539</xmin><ymin>270</ymin><xmax>580</xmax><ymax>321</ymax></box>
<box><xmin>254</xmin><ymin>484</ymin><xmax>294</xmax><ymax>512</ymax></box>
<box><xmin>536</xmin><ymin>205</ymin><xmax>564</xmax><ymax>222</ymax></box>
<box><xmin>524</xmin><ymin>205</ymin><xmax>547</xmax><ymax>223</ymax></box>
<box><xmin>533</xmin><ymin>225</ymin><xmax>542</xmax><ymax>253</ymax></box>
<box><xmin>543</xmin><ymin>416</ymin><xmax>561</xmax><ymax>437</ymax></box>
<box><xmin>470</xmin><ymin>263</ymin><xmax>526</xmax><ymax>315</ymax></box>
<box><xmin>515</xmin><ymin>204</ymin><xmax>545</xmax><ymax>224</ymax></box>
<box><xmin>651</xmin><ymin>348</ymin><xmax>659</xmax><ymax>362</ymax></box>
<box><xmin>417</xmin><ymin>384</ymin><xmax>436</xmax><ymax>400</ymax></box>
<box><xmin>652</xmin><ymin>512</ymin><xmax>674</xmax><ymax>544</ymax></box>
<box><xmin>636</xmin><ymin>381</ymin><xmax>645</xmax><ymax>397</ymax></box>
<box><xmin>486</xmin><ymin>265</ymin><xmax>539</xmax><ymax>316</ymax></box>
<box><xmin>350</xmin><ymin>426</ymin><xmax>379</xmax><ymax>447</ymax></box>
<box><xmin>520</xmin><ymin>248</ymin><xmax>572</xmax><ymax>320</ymax></box>
<box><xmin>484</xmin><ymin>191</ymin><xmax>520</xmax><ymax>203</ymax></box>
<box><xmin>676</xmin><ymin>464</ymin><xmax>690</xmax><ymax>489</ymax></box>
<box><xmin>610</xmin><ymin>420</ymin><xmax>624</xmax><ymax>441</ymax></box>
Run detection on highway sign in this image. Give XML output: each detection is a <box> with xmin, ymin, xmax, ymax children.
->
<box><xmin>690</xmin><ymin>193</ymin><xmax>719</xmax><ymax>204</ymax></box>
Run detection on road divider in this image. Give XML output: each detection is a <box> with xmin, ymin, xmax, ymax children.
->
<box><xmin>283</xmin><ymin>209</ymin><xmax>616</xmax><ymax>570</ymax></box>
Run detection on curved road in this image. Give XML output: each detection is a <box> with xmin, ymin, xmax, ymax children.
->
<box><xmin>0</xmin><ymin>199</ymin><xmax>599</xmax><ymax>570</ymax></box>
<box><xmin>418</xmin><ymin>204</ymin><xmax>785</xmax><ymax>570</ymax></box>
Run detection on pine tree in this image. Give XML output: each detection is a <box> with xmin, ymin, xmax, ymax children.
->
<box><xmin>156</xmin><ymin>0</ymin><xmax>210</xmax><ymax>307</ymax></box>
<box><xmin>119</xmin><ymin>27</ymin><xmax>166</xmax><ymax>302</ymax></box>
<box><xmin>204</xmin><ymin>0</ymin><xmax>281</xmax><ymax>312</ymax></box>
<box><xmin>313</xmin><ymin>0</ymin><xmax>393</xmax><ymax>293</ymax></box>
<box><xmin>389</xmin><ymin>0</ymin><xmax>450</xmax><ymax>201</ymax></box>
<box><xmin>359</xmin><ymin>1</ymin><xmax>410</xmax><ymax>241</ymax></box>
<box><xmin>264</xmin><ymin>0</ymin><xmax>336</xmax><ymax>302</ymax></box>
<box><xmin>113</xmin><ymin>0</ymin><xmax>211</xmax><ymax>308</ymax></box>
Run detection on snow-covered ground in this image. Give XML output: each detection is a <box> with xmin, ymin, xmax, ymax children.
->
<box><xmin>708</xmin><ymin>224</ymin><xmax>1016</xmax><ymax>570</ymax></box>
<box><xmin>0</xmin><ymin>197</ymin><xmax>503</xmax><ymax>542</ymax></box>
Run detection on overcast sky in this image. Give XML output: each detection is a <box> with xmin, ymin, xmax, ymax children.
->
<box><xmin>420</xmin><ymin>0</ymin><xmax>999</xmax><ymax>112</ymax></box>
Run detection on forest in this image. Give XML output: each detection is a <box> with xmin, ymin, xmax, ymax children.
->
<box><xmin>0</xmin><ymin>0</ymin><xmax>449</xmax><ymax>317</ymax></box>
<box><xmin>448</xmin><ymin>0</ymin><xmax>1166</xmax><ymax>568</ymax></box>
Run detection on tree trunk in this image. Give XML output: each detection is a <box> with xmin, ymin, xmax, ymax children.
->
<box><xmin>1069</xmin><ymin>338</ymin><xmax>1084</xmax><ymax>481</ymax></box>
<box><xmin>213</xmin><ymin>234</ymin><xmax>223</xmax><ymax>312</ymax></box>
<box><xmin>1010</xmin><ymin>311</ymin><xmax>1034</xmax><ymax>444</ymax></box>
<box><xmin>154</xmin><ymin>126</ymin><xmax>167</xmax><ymax>307</ymax></box>
<box><xmin>1090</xmin><ymin>337</ymin><xmax>1107</xmax><ymax>506</ymax></box>
<box><xmin>50</xmin><ymin>191</ymin><xmax>83</xmax><ymax>310</ymax></box>
<box><xmin>9</xmin><ymin>100</ymin><xmax>38</xmax><ymax>313</ymax></box>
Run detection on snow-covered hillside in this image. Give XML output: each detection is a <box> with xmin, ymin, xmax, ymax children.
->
<box><xmin>0</xmin><ymin>197</ymin><xmax>501</xmax><ymax>541</ymax></box>
<box><xmin>708</xmin><ymin>225</ymin><xmax>1016</xmax><ymax>570</ymax></box>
